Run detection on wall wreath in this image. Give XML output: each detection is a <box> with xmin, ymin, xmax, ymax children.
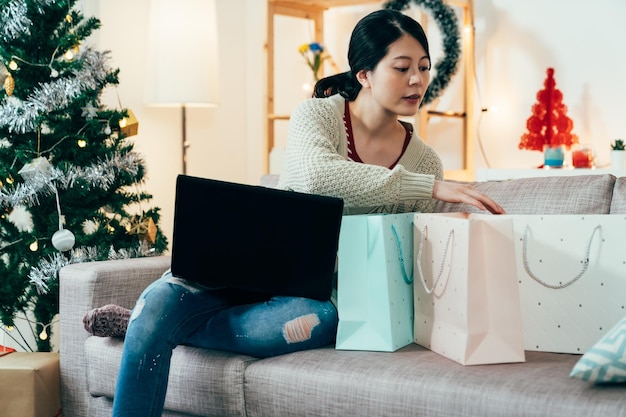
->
<box><xmin>383</xmin><ymin>0</ymin><xmax>462</xmax><ymax>106</ymax></box>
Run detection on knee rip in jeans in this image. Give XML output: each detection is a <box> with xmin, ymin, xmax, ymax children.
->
<box><xmin>282</xmin><ymin>314</ymin><xmax>320</xmax><ymax>344</ymax></box>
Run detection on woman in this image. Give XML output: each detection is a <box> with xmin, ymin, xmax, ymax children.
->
<box><xmin>87</xmin><ymin>9</ymin><xmax>503</xmax><ymax>417</ymax></box>
<box><xmin>278</xmin><ymin>9</ymin><xmax>502</xmax><ymax>215</ymax></box>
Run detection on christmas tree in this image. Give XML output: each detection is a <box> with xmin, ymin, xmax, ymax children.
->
<box><xmin>0</xmin><ymin>0</ymin><xmax>168</xmax><ymax>351</ymax></box>
<box><xmin>519</xmin><ymin>67</ymin><xmax>578</xmax><ymax>151</ymax></box>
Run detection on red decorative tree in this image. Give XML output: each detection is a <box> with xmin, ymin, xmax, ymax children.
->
<box><xmin>519</xmin><ymin>68</ymin><xmax>578</xmax><ymax>151</ymax></box>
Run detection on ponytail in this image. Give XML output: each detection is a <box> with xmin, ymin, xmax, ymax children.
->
<box><xmin>313</xmin><ymin>71</ymin><xmax>362</xmax><ymax>100</ymax></box>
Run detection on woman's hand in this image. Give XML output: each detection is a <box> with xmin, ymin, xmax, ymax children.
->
<box><xmin>432</xmin><ymin>180</ymin><xmax>506</xmax><ymax>214</ymax></box>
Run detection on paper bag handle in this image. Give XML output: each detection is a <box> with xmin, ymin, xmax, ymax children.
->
<box><xmin>391</xmin><ymin>224</ymin><xmax>414</xmax><ymax>284</ymax></box>
<box><xmin>416</xmin><ymin>225</ymin><xmax>454</xmax><ymax>294</ymax></box>
<box><xmin>522</xmin><ymin>224</ymin><xmax>601</xmax><ymax>289</ymax></box>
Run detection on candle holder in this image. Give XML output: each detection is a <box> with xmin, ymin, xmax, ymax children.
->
<box><xmin>571</xmin><ymin>144</ymin><xmax>595</xmax><ymax>169</ymax></box>
<box><xmin>543</xmin><ymin>144</ymin><xmax>565</xmax><ymax>168</ymax></box>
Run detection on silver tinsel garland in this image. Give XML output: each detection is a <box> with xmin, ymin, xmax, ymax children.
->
<box><xmin>29</xmin><ymin>241</ymin><xmax>156</xmax><ymax>293</ymax></box>
<box><xmin>0</xmin><ymin>48</ymin><xmax>113</xmax><ymax>134</ymax></box>
<box><xmin>1</xmin><ymin>0</ymin><xmax>62</xmax><ymax>42</ymax></box>
<box><xmin>1</xmin><ymin>0</ymin><xmax>30</xmax><ymax>41</ymax></box>
<box><xmin>0</xmin><ymin>151</ymin><xmax>144</xmax><ymax>208</ymax></box>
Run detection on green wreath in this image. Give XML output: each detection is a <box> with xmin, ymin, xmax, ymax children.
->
<box><xmin>383</xmin><ymin>0</ymin><xmax>462</xmax><ymax>106</ymax></box>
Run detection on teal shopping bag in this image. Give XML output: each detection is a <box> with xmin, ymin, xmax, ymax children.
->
<box><xmin>335</xmin><ymin>213</ymin><xmax>415</xmax><ymax>352</ymax></box>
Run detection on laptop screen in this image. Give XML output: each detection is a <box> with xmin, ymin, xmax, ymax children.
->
<box><xmin>170</xmin><ymin>175</ymin><xmax>344</xmax><ymax>301</ymax></box>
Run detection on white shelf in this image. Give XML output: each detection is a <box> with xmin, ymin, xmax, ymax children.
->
<box><xmin>476</xmin><ymin>168</ymin><xmax>626</xmax><ymax>181</ymax></box>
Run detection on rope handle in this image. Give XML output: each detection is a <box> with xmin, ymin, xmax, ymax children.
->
<box><xmin>391</xmin><ymin>224</ymin><xmax>414</xmax><ymax>284</ymax></box>
<box><xmin>522</xmin><ymin>224</ymin><xmax>601</xmax><ymax>289</ymax></box>
<box><xmin>415</xmin><ymin>225</ymin><xmax>455</xmax><ymax>294</ymax></box>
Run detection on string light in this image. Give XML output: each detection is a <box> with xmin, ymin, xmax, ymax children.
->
<box><xmin>29</xmin><ymin>239</ymin><xmax>39</xmax><ymax>251</ymax></box>
<box><xmin>77</xmin><ymin>139</ymin><xmax>87</xmax><ymax>148</ymax></box>
<box><xmin>1</xmin><ymin>316</ymin><xmax>59</xmax><ymax>351</ymax></box>
<box><xmin>8</xmin><ymin>60</ymin><xmax>18</xmax><ymax>70</ymax></box>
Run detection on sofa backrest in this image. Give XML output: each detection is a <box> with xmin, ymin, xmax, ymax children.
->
<box><xmin>435</xmin><ymin>174</ymin><xmax>616</xmax><ymax>215</ymax></box>
<box><xmin>264</xmin><ymin>173</ymin><xmax>618</xmax><ymax>215</ymax></box>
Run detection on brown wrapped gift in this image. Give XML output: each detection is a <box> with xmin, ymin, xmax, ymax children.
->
<box><xmin>0</xmin><ymin>352</ymin><xmax>61</xmax><ymax>417</ymax></box>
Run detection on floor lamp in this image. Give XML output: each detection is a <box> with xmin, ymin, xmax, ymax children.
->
<box><xmin>145</xmin><ymin>0</ymin><xmax>220</xmax><ymax>175</ymax></box>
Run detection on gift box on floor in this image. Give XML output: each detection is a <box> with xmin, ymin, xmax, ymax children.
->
<box><xmin>0</xmin><ymin>352</ymin><xmax>62</xmax><ymax>417</ymax></box>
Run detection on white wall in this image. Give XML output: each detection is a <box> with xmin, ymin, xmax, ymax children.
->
<box><xmin>473</xmin><ymin>0</ymin><xmax>626</xmax><ymax>170</ymax></box>
<box><xmin>80</xmin><ymin>0</ymin><xmax>626</xmax><ymax>250</ymax></box>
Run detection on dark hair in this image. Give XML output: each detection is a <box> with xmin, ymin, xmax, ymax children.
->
<box><xmin>314</xmin><ymin>9</ymin><xmax>430</xmax><ymax>100</ymax></box>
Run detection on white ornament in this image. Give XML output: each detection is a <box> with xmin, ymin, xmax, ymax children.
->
<box><xmin>81</xmin><ymin>102</ymin><xmax>98</xmax><ymax>120</ymax></box>
<box><xmin>18</xmin><ymin>156</ymin><xmax>53</xmax><ymax>181</ymax></box>
<box><xmin>52</xmin><ymin>228</ymin><xmax>75</xmax><ymax>252</ymax></box>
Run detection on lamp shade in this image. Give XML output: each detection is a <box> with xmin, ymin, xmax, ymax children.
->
<box><xmin>145</xmin><ymin>0</ymin><xmax>220</xmax><ymax>106</ymax></box>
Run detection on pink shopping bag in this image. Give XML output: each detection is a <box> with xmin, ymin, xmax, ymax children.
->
<box><xmin>413</xmin><ymin>213</ymin><xmax>525</xmax><ymax>365</ymax></box>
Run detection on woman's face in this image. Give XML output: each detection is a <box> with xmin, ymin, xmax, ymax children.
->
<box><xmin>359</xmin><ymin>34</ymin><xmax>431</xmax><ymax>116</ymax></box>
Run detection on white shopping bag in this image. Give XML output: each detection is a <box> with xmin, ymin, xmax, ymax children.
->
<box><xmin>513</xmin><ymin>214</ymin><xmax>626</xmax><ymax>354</ymax></box>
<box><xmin>413</xmin><ymin>213</ymin><xmax>525</xmax><ymax>365</ymax></box>
<box><xmin>336</xmin><ymin>213</ymin><xmax>415</xmax><ymax>352</ymax></box>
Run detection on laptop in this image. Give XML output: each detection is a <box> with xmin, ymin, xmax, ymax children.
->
<box><xmin>170</xmin><ymin>175</ymin><xmax>344</xmax><ymax>301</ymax></box>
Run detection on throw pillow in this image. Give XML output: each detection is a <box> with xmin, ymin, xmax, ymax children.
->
<box><xmin>570</xmin><ymin>316</ymin><xmax>626</xmax><ymax>383</ymax></box>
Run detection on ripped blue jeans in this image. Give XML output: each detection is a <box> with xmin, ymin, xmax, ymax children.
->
<box><xmin>112</xmin><ymin>271</ymin><xmax>338</xmax><ymax>417</ymax></box>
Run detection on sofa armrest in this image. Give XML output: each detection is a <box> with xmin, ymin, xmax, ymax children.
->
<box><xmin>59</xmin><ymin>255</ymin><xmax>171</xmax><ymax>417</ymax></box>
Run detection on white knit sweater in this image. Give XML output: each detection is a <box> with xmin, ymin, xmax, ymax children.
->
<box><xmin>278</xmin><ymin>94</ymin><xmax>443</xmax><ymax>214</ymax></box>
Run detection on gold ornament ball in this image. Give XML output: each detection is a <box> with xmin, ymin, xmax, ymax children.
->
<box><xmin>4</xmin><ymin>74</ymin><xmax>14</xmax><ymax>96</ymax></box>
<box><xmin>52</xmin><ymin>228</ymin><xmax>76</xmax><ymax>252</ymax></box>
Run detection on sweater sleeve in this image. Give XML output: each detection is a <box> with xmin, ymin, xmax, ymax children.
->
<box><xmin>278</xmin><ymin>96</ymin><xmax>443</xmax><ymax>212</ymax></box>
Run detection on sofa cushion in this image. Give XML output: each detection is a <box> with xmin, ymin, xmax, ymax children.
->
<box><xmin>84</xmin><ymin>336</ymin><xmax>258</xmax><ymax>417</ymax></box>
<box><xmin>243</xmin><ymin>344</ymin><xmax>626</xmax><ymax>417</ymax></box>
<box><xmin>570</xmin><ymin>316</ymin><xmax>626</xmax><ymax>383</ymax></box>
<box><xmin>435</xmin><ymin>174</ymin><xmax>616</xmax><ymax>214</ymax></box>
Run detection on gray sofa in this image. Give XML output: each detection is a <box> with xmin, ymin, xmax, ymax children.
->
<box><xmin>60</xmin><ymin>174</ymin><xmax>626</xmax><ymax>417</ymax></box>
